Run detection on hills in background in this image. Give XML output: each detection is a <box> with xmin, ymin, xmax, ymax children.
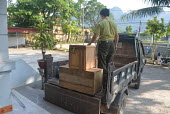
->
<box><xmin>110</xmin><ymin>7</ymin><xmax>170</xmax><ymax>33</ymax></box>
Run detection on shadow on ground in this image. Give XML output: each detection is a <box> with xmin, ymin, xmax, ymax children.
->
<box><xmin>125</xmin><ymin>65</ymin><xmax>170</xmax><ymax>114</ymax></box>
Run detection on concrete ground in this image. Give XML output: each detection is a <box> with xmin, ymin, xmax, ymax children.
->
<box><xmin>125</xmin><ymin>64</ymin><xmax>170</xmax><ymax>114</ymax></box>
<box><xmin>9</xmin><ymin>47</ymin><xmax>68</xmax><ymax>71</ymax></box>
<box><xmin>9</xmin><ymin>48</ymin><xmax>170</xmax><ymax>114</ymax></box>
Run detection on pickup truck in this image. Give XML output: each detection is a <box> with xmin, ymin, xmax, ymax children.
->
<box><xmin>44</xmin><ymin>33</ymin><xmax>145</xmax><ymax>114</ymax></box>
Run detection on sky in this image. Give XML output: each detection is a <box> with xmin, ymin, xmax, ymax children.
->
<box><xmin>11</xmin><ymin>0</ymin><xmax>170</xmax><ymax>12</ymax></box>
<box><xmin>97</xmin><ymin>0</ymin><xmax>150</xmax><ymax>12</ymax></box>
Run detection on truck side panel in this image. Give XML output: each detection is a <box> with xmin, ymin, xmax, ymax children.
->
<box><xmin>106</xmin><ymin>61</ymin><xmax>138</xmax><ymax>107</ymax></box>
<box><xmin>44</xmin><ymin>83</ymin><xmax>101</xmax><ymax>114</ymax></box>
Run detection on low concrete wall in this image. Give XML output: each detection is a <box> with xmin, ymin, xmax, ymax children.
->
<box><xmin>10</xmin><ymin>59</ymin><xmax>40</xmax><ymax>88</ymax></box>
<box><xmin>144</xmin><ymin>46</ymin><xmax>170</xmax><ymax>58</ymax></box>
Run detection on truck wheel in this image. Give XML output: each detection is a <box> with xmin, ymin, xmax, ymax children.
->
<box><xmin>114</xmin><ymin>93</ymin><xmax>127</xmax><ymax>114</ymax></box>
<box><xmin>100</xmin><ymin>93</ymin><xmax>127</xmax><ymax>114</ymax></box>
<box><xmin>134</xmin><ymin>74</ymin><xmax>141</xmax><ymax>89</ymax></box>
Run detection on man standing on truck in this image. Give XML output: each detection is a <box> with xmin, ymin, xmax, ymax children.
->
<box><xmin>88</xmin><ymin>8</ymin><xmax>119</xmax><ymax>104</ymax></box>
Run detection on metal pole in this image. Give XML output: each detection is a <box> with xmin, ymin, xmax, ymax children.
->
<box><xmin>168</xmin><ymin>37</ymin><xmax>170</xmax><ymax>48</ymax></box>
<box><xmin>16</xmin><ymin>32</ymin><xmax>18</xmax><ymax>49</ymax></box>
<box><xmin>82</xmin><ymin>4</ymin><xmax>85</xmax><ymax>45</ymax></box>
<box><xmin>138</xmin><ymin>20</ymin><xmax>142</xmax><ymax>39</ymax></box>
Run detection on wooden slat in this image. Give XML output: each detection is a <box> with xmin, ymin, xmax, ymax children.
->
<box><xmin>0</xmin><ymin>105</ymin><xmax>12</xmax><ymax>114</ymax></box>
<box><xmin>60</xmin><ymin>65</ymin><xmax>100</xmax><ymax>79</ymax></box>
<box><xmin>60</xmin><ymin>73</ymin><xmax>94</xmax><ymax>87</ymax></box>
<box><xmin>59</xmin><ymin>80</ymin><xmax>94</xmax><ymax>94</ymax></box>
<box><xmin>86</xmin><ymin>47</ymin><xmax>97</xmax><ymax>69</ymax></box>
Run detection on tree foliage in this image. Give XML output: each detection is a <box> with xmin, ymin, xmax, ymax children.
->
<box><xmin>145</xmin><ymin>16</ymin><xmax>166</xmax><ymax>44</ymax></box>
<box><xmin>32</xmin><ymin>22</ymin><xmax>57</xmax><ymax>58</ymax></box>
<box><xmin>83</xmin><ymin>0</ymin><xmax>106</xmax><ymax>27</ymax></box>
<box><xmin>7</xmin><ymin>0</ymin><xmax>41</xmax><ymax>27</ymax></box>
<box><xmin>62</xmin><ymin>21</ymin><xmax>79</xmax><ymax>42</ymax></box>
<box><xmin>167</xmin><ymin>23</ymin><xmax>170</xmax><ymax>35</ymax></box>
<box><xmin>125</xmin><ymin>25</ymin><xmax>133</xmax><ymax>33</ymax></box>
<box><xmin>122</xmin><ymin>0</ymin><xmax>170</xmax><ymax>19</ymax></box>
<box><xmin>7</xmin><ymin>0</ymin><xmax>108</xmax><ymax>43</ymax></box>
<box><xmin>8</xmin><ymin>0</ymin><xmax>79</xmax><ymax>28</ymax></box>
<box><xmin>32</xmin><ymin>23</ymin><xmax>57</xmax><ymax>50</ymax></box>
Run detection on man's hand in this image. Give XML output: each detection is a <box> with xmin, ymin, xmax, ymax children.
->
<box><xmin>114</xmin><ymin>45</ymin><xmax>118</xmax><ymax>51</ymax></box>
<box><xmin>87</xmin><ymin>33</ymin><xmax>98</xmax><ymax>46</ymax></box>
<box><xmin>114</xmin><ymin>33</ymin><xmax>119</xmax><ymax>51</ymax></box>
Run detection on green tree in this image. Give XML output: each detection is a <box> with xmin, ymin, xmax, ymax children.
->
<box><xmin>7</xmin><ymin>0</ymin><xmax>78</xmax><ymax>28</ymax></box>
<box><xmin>62</xmin><ymin>21</ymin><xmax>79</xmax><ymax>42</ymax></box>
<box><xmin>122</xmin><ymin>0</ymin><xmax>170</xmax><ymax>19</ymax></box>
<box><xmin>7</xmin><ymin>0</ymin><xmax>41</xmax><ymax>27</ymax></box>
<box><xmin>32</xmin><ymin>22</ymin><xmax>57</xmax><ymax>59</ymax></box>
<box><xmin>84</xmin><ymin>0</ymin><xmax>106</xmax><ymax>27</ymax></box>
<box><xmin>167</xmin><ymin>23</ymin><xmax>170</xmax><ymax>36</ymax></box>
<box><xmin>145</xmin><ymin>16</ymin><xmax>166</xmax><ymax>60</ymax></box>
<box><xmin>8</xmin><ymin>0</ymin><xmax>81</xmax><ymax>42</ymax></box>
<box><xmin>146</xmin><ymin>17</ymin><xmax>166</xmax><ymax>44</ymax></box>
<box><xmin>125</xmin><ymin>25</ymin><xmax>132</xmax><ymax>33</ymax></box>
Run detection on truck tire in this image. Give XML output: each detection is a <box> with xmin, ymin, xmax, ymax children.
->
<box><xmin>113</xmin><ymin>93</ymin><xmax>127</xmax><ymax>114</ymax></box>
<box><xmin>101</xmin><ymin>93</ymin><xmax>127</xmax><ymax>114</ymax></box>
<box><xmin>134</xmin><ymin>74</ymin><xmax>141</xmax><ymax>89</ymax></box>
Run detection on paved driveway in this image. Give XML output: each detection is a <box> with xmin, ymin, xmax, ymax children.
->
<box><xmin>9</xmin><ymin>48</ymin><xmax>68</xmax><ymax>71</ymax></box>
<box><xmin>125</xmin><ymin>64</ymin><xmax>170</xmax><ymax>114</ymax></box>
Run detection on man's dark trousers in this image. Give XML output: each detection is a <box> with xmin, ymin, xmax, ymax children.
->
<box><xmin>97</xmin><ymin>41</ymin><xmax>114</xmax><ymax>104</ymax></box>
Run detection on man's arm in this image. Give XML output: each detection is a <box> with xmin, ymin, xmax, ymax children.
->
<box><xmin>114</xmin><ymin>33</ymin><xmax>119</xmax><ymax>50</ymax></box>
<box><xmin>87</xmin><ymin>33</ymin><xmax>99</xmax><ymax>45</ymax></box>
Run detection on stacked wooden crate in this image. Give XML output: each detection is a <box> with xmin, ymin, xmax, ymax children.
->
<box><xmin>59</xmin><ymin>45</ymin><xmax>103</xmax><ymax>95</ymax></box>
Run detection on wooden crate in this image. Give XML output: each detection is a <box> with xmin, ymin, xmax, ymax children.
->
<box><xmin>69</xmin><ymin>45</ymin><xmax>96</xmax><ymax>70</ymax></box>
<box><xmin>59</xmin><ymin>65</ymin><xmax>103</xmax><ymax>95</ymax></box>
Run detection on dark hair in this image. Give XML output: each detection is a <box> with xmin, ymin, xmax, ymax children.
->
<box><xmin>100</xmin><ymin>8</ymin><xmax>110</xmax><ymax>16</ymax></box>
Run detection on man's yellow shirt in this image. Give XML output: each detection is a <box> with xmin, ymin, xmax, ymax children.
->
<box><xmin>94</xmin><ymin>17</ymin><xmax>118</xmax><ymax>41</ymax></box>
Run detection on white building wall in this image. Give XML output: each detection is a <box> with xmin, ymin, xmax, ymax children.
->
<box><xmin>0</xmin><ymin>0</ymin><xmax>8</xmax><ymax>61</ymax></box>
<box><xmin>8</xmin><ymin>37</ymin><xmax>26</xmax><ymax>47</ymax></box>
<box><xmin>0</xmin><ymin>0</ymin><xmax>15</xmax><ymax>110</ymax></box>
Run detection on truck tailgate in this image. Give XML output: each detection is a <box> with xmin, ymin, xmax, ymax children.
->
<box><xmin>44</xmin><ymin>83</ymin><xmax>101</xmax><ymax>114</ymax></box>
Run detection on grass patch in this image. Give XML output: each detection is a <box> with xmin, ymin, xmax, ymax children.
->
<box><xmin>142</xmin><ymin>40</ymin><xmax>168</xmax><ymax>44</ymax></box>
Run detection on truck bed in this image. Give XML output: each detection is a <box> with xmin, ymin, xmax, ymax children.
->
<box><xmin>44</xmin><ymin>60</ymin><xmax>138</xmax><ymax>114</ymax></box>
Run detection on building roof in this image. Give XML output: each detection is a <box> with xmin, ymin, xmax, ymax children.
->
<box><xmin>8</xmin><ymin>27</ymin><xmax>38</xmax><ymax>33</ymax></box>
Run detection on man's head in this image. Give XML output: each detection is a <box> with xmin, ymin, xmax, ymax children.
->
<box><xmin>100</xmin><ymin>8</ymin><xmax>109</xmax><ymax>19</ymax></box>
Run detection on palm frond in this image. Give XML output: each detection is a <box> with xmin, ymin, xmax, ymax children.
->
<box><xmin>121</xmin><ymin>6</ymin><xmax>163</xmax><ymax>20</ymax></box>
<box><xmin>144</xmin><ymin>0</ymin><xmax>170</xmax><ymax>6</ymax></box>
